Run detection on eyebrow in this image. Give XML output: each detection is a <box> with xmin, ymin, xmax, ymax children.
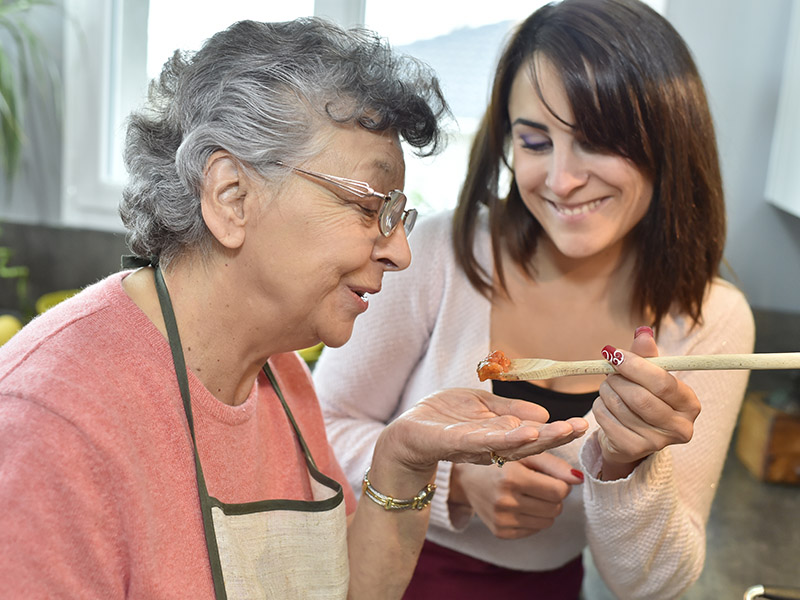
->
<box><xmin>373</xmin><ymin>159</ymin><xmax>398</xmax><ymax>178</ymax></box>
<box><xmin>512</xmin><ymin>118</ymin><xmax>549</xmax><ymax>132</ymax></box>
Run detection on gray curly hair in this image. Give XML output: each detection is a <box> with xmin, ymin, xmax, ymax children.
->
<box><xmin>119</xmin><ymin>17</ymin><xmax>449</xmax><ymax>266</ymax></box>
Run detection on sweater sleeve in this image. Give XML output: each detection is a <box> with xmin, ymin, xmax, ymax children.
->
<box><xmin>580</xmin><ymin>281</ymin><xmax>755</xmax><ymax>600</ymax></box>
<box><xmin>0</xmin><ymin>396</ymin><xmax>127</xmax><ymax>599</ymax></box>
<box><xmin>313</xmin><ymin>212</ymin><xmax>451</xmax><ymax>520</ymax></box>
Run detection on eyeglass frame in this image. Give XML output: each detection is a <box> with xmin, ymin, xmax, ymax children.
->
<box><xmin>274</xmin><ymin>161</ymin><xmax>417</xmax><ymax>238</ymax></box>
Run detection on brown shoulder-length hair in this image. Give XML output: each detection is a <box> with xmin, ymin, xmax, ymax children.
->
<box><xmin>453</xmin><ymin>0</ymin><xmax>725</xmax><ymax>329</ymax></box>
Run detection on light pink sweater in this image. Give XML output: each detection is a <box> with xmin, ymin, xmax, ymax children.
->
<box><xmin>0</xmin><ymin>272</ymin><xmax>356</xmax><ymax>599</ymax></box>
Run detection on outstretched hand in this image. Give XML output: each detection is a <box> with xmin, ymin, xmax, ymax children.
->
<box><xmin>593</xmin><ymin>327</ymin><xmax>701</xmax><ymax>479</ymax></box>
<box><xmin>380</xmin><ymin>388</ymin><xmax>588</xmax><ymax>473</ymax></box>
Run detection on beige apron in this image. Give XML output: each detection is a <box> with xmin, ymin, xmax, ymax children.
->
<box><xmin>153</xmin><ymin>265</ymin><xmax>349</xmax><ymax>599</ymax></box>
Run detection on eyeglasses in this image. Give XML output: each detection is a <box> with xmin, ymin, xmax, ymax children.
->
<box><xmin>275</xmin><ymin>162</ymin><xmax>417</xmax><ymax>237</ymax></box>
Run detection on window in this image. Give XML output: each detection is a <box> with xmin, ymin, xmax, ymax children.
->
<box><xmin>61</xmin><ymin>0</ymin><xmax>667</xmax><ymax>230</ymax></box>
<box><xmin>765</xmin><ymin>0</ymin><xmax>800</xmax><ymax>218</ymax></box>
<box><xmin>62</xmin><ymin>0</ymin><xmax>315</xmax><ymax>231</ymax></box>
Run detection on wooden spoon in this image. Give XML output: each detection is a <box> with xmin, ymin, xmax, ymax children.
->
<box><xmin>479</xmin><ymin>352</ymin><xmax>800</xmax><ymax>381</ymax></box>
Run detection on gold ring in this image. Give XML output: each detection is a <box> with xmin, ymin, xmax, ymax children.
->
<box><xmin>490</xmin><ymin>451</ymin><xmax>507</xmax><ymax>468</ymax></box>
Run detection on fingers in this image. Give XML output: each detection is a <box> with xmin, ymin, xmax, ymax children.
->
<box><xmin>593</xmin><ymin>326</ymin><xmax>702</xmax><ymax>465</ymax></box>
<box><xmin>598</xmin><ymin>375</ymin><xmax>679</xmax><ymax>433</ymax></box>
<box><xmin>630</xmin><ymin>325</ymin><xmax>658</xmax><ymax>358</ymax></box>
<box><xmin>592</xmin><ymin>395</ymin><xmax>656</xmax><ymax>460</ymax></box>
<box><xmin>486</xmin><ymin>417</ymin><xmax>589</xmax><ymax>463</ymax></box>
<box><xmin>601</xmin><ymin>329</ymin><xmax>697</xmax><ymax>414</ymax></box>
<box><xmin>488</xmin><ymin>493</ymin><xmax>565</xmax><ymax>539</ymax></box>
<box><xmin>444</xmin><ymin>389</ymin><xmax>588</xmax><ymax>461</ymax></box>
<box><xmin>519</xmin><ymin>452</ymin><xmax>585</xmax><ymax>485</ymax></box>
<box><xmin>457</xmin><ymin>460</ymin><xmax>575</xmax><ymax>539</ymax></box>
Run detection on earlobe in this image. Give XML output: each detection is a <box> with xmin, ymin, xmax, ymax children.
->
<box><xmin>201</xmin><ymin>151</ymin><xmax>247</xmax><ymax>249</ymax></box>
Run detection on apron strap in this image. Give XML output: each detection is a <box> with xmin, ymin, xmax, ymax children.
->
<box><xmin>262</xmin><ymin>365</ymin><xmax>319</xmax><ymax>472</ymax></box>
<box><xmin>121</xmin><ymin>254</ymin><xmax>157</xmax><ymax>269</ymax></box>
<box><xmin>154</xmin><ymin>267</ymin><xmax>228</xmax><ymax>600</ymax></box>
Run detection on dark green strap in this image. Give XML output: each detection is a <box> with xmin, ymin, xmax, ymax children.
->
<box><xmin>153</xmin><ymin>267</ymin><xmax>227</xmax><ymax>600</ymax></box>
<box><xmin>121</xmin><ymin>254</ymin><xmax>156</xmax><ymax>269</ymax></box>
<box><xmin>262</xmin><ymin>364</ymin><xmax>319</xmax><ymax>471</ymax></box>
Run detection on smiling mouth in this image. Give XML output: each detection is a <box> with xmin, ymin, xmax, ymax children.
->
<box><xmin>550</xmin><ymin>198</ymin><xmax>605</xmax><ymax>216</ymax></box>
<box><xmin>350</xmin><ymin>287</ymin><xmax>375</xmax><ymax>301</ymax></box>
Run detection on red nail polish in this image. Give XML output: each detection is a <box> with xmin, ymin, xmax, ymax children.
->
<box><xmin>570</xmin><ymin>468</ymin><xmax>585</xmax><ymax>481</ymax></box>
<box><xmin>634</xmin><ymin>326</ymin><xmax>654</xmax><ymax>339</ymax></box>
<box><xmin>602</xmin><ymin>345</ymin><xmax>625</xmax><ymax>366</ymax></box>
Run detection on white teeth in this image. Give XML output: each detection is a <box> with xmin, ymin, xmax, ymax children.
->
<box><xmin>554</xmin><ymin>198</ymin><xmax>603</xmax><ymax>216</ymax></box>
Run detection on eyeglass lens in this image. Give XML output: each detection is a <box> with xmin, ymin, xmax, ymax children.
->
<box><xmin>380</xmin><ymin>191</ymin><xmax>416</xmax><ymax>237</ymax></box>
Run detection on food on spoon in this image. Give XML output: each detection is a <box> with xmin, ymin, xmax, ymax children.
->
<box><xmin>476</xmin><ymin>350</ymin><xmax>511</xmax><ymax>381</ymax></box>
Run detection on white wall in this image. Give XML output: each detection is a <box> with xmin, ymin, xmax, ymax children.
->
<box><xmin>667</xmin><ymin>0</ymin><xmax>800</xmax><ymax>313</ymax></box>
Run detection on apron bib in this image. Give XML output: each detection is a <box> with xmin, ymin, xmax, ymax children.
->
<box><xmin>153</xmin><ymin>266</ymin><xmax>349</xmax><ymax>599</ymax></box>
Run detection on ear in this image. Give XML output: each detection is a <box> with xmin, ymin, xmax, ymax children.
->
<box><xmin>201</xmin><ymin>150</ymin><xmax>248</xmax><ymax>250</ymax></box>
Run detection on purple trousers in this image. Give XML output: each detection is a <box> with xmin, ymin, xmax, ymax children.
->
<box><xmin>402</xmin><ymin>539</ymin><xmax>584</xmax><ymax>600</ymax></box>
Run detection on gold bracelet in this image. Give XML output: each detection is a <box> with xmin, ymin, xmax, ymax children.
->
<box><xmin>362</xmin><ymin>467</ymin><xmax>436</xmax><ymax>511</ymax></box>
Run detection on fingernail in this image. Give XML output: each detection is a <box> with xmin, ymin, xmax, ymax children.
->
<box><xmin>634</xmin><ymin>326</ymin><xmax>654</xmax><ymax>339</ymax></box>
<box><xmin>602</xmin><ymin>345</ymin><xmax>625</xmax><ymax>366</ymax></box>
<box><xmin>570</xmin><ymin>468</ymin><xmax>585</xmax><ymax>481</ymax></box>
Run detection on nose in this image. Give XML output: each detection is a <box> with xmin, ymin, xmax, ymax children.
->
<box><xmin>373</xmin><ymin>226</ymin><xmax>412</xmax><ymax>272</ymax></box>
<box><xmin>545</xmin><ymin>146</ymin><xmax>588</xmax><ymax>198</ymax></box>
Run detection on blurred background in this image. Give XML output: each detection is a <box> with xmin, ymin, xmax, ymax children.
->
<box><xmin>1</xmin><ymin>1</ymin><xmax>798</xmax><ymax>598</ymax></box>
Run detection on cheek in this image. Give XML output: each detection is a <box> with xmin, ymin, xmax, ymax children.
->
<box><xmin>314</xmin><ymin>229</ymin><xmax>376</xmax><ymax>277</ymax></box>
<box><xmin>513</xmin><ymin>162</ymin><xmax>546</xmax><ymax>216</ymax></box>
<box><xmin>512</xmin><ymin>154</ymin><xmax>546</xmax><ymax>194</ymax></box>
<box><xmin>629</xmin><ymin>176</ymin><xmax>654</xmax><ymax>221</ymax></box>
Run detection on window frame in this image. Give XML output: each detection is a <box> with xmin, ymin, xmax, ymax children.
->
<box><xmin>765</xmin><ymin>0</ymin><xmax>800</xmax><ymax>218</ymax></box>
<box><xmin>60</xmin><ymin>0</ymin><xmax>365</xmax><ymax>231</ymax></box>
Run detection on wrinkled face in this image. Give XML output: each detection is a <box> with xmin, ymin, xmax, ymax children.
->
<box><xmin>241</xmin><ymin>124</ymin><xmax>410</xmax><ymax>351</ymax></box>
<box><xmin>508</xmin><ymin>56</ymin><xmax>653</xmax><ymax>261</ymax></box>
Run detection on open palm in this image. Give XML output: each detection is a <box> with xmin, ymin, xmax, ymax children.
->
<box><xmin>386</xmin><ymin>388</ymin><xmax>589</xmax><ymax>470</ymax></box>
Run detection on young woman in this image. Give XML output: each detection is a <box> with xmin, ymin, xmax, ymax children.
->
<box><xmin>313</xmin><ymin>1</ymin><xmax>755</xmax><ymax>598</ymax></box>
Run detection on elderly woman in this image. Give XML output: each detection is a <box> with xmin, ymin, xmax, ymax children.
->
<box><xmin>0</xmin><ymin>17</ymin><xmax>587</xmax><ymax>599</ymax></box>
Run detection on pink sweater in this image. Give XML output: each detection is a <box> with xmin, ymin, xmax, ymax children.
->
<box><xmin>0</xmin><ymin>272</ymin><xmax>356</xmax><ymax>599</ymax></box>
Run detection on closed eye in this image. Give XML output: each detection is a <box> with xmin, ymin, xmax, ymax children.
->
<box><xmin>516</xmin><ymin>131</ymin><xmax>552</xmax><ymax>153</ymax></box>
<box><xmin>323</xmin><ymin>186</ymin><xmax>379</xmax><ymax>213</ymax></box>
<box><xmin>355</xmin><ymin>203</ymin><xmax>379</xmax><ymax>218</ymax></box>
<box><xmin>328</xmin><ymin>190</ymin><xmax>381</xmax><ymax>221</ymax></box>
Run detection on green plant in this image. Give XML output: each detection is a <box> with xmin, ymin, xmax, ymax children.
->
<box><xmin>0</xmin><ymin>223</ymin><xmax>30</xmax><ymax>316</ymax></box>
<box><xmin>0</xmin><ymin>241</ymin><xmax>28</xmax><ymax>304</ymax></box>
<box><xmin>1</xmin><ymin>0</ymin><xmax>59</xmax><ymax>319</ymax></box>
<box><xmin>0</xmin><ymin>0</ymin><xmax>60</xmax><ymax>183</ymax></box>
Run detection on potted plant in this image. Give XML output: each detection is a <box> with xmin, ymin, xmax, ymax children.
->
<box><xmin>1</xmin><ymin>0</ymin><xmax>60</xmax><ymax>344</ymax></box>
<box><xmin>1</xmin><ymin>0</ymin><xmax>60</xmax><ymax>183</ymax></box>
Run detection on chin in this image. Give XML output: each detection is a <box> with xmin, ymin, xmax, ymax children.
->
<box><xmin>550</xmin><ymin>236</ymin><xmax>611</xmax><ymax>259</ymax></box>
<box><xmin>318</xmin><ymin>326</ymin><xmax>355</xmax><ymax>349</ymax></box>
